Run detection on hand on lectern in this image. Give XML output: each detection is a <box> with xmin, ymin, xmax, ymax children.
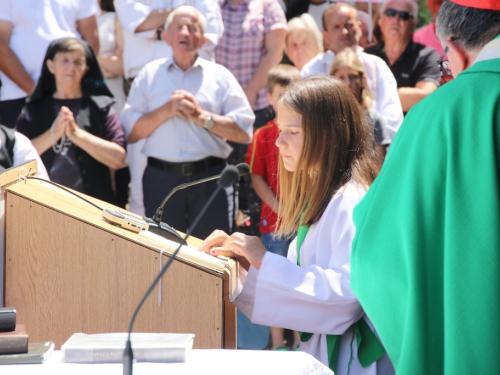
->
<box><xmin>199</xmin><ymin>230</ymin><xmax>265</xmax><ymax>270</ymax></box>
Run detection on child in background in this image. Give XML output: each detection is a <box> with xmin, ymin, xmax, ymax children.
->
<box><xmin>244</xmin><ymin>64</ymin><xmax>301</xmax><ymax>351</ymax></box>
<box><xmin>330</xmin><ymin>48</ymin><xmax>391</xmax><ymax>167</ymax></box>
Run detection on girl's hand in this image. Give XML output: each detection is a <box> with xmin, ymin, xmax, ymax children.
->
<box><xmin>222</xmin><ymin>233</ymin><xmax>267</xmax><ymax>270</ymax></box>
<box><xmin>199</xmin><ymin>229</ymin><xmax>230</xmax><ymax>255</ymax></box>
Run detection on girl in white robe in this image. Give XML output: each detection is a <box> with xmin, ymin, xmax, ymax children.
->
<box><xmin>200</xmin><ymin>76</ymin><xmax>394</xmax><ymax>375</ymax></box>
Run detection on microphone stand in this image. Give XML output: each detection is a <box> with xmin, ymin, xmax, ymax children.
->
<box><xmin>152</xmin><ymin>163</ymin><xmax>250</xmax><ymax>225</ymax></box>
<box><xmin>123</xmin><ymin>166</ymin><xmax>239</xmax><ymax>375</ymax></box>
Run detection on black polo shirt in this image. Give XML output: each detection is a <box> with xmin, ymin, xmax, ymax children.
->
<box><xmin>365</xmin><ymin>41</ymin><xmax>441</xmax><ymax>88</ymax></box>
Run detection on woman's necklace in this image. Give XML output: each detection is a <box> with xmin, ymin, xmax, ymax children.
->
<box><xmin>50</xmin><ymin>117</ymin><xmax>66</xmax><ymax>154</ymax></box>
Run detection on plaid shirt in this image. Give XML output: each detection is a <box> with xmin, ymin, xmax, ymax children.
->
<box><xmin>216</xmin><ymin>0</ymin><xmax>286</xmax><ymax>111</ymax></box>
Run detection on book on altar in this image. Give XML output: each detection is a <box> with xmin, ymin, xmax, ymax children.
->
<box><xmin>0</xmin><ymin>342</ymin><xmax>54</xmax><ymax>364</ymax></box>
<box><xmin>0</xmin><ymin>324</ymin><xmax>28</xmax><ymax>354</ymax></box>
<box><xmin>61</xmin><ymin>332</ymin><xmax>195</xmax><ymax>364</ymax></box>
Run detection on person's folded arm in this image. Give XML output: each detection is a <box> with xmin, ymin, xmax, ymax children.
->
<box><xmin>77</xmin><ymin>15</ymin><xmax>100</xmax><ymax>54</ymax></box>
<box><xmin>244</xmin><ymin>28</ymin><xmax>286</xmax><ymax>108</ymax></box>
<box><xmin>68</xmin><ymin>129</ymin><xmax>126</xmax><ymax>169</ymax></box>
<box><xmin>398</xmin><ymin>80</ymin><xmax>439</xmax><ymax>112</ymax></box>
<box><xmin>0</xmin><ymin>20</ymin><xmax>35</xmax><ymax>95</ymax></box>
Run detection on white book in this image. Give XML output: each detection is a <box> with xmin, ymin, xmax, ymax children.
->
<box><xmin>62</xmin><ymin>332</ymin><xmax>195</xmax><ymax>364</ymax></box>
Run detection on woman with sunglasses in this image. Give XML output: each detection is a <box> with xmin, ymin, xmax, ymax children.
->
<box><xmin>365</xmin><ymin>0</ymin><xmax>441</xmax><ymax>113</ymax></box>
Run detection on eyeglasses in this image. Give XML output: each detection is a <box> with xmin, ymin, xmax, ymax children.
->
<box><xmin>438</xmin><ymin>46</ymin><xmax>453</xmax><ymax>82</ymax></box>
<box><xmin>383</xmin><ymin>8</ymin><xmax>414</xmax><ymax>21</ymax></box>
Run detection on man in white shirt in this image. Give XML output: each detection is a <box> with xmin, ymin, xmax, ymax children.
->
<box><xmin>0</xmin><ymin>0</ymin><xmax>100</xmax><ymax>128</ymax></box>
<box><xmin>301</xmin><ymin>3</ymin><xmax>404</xmax><ymax>138</ymax></box>
<box><xmin>115</xmin><ymin>0</ymin><xmax>224</xmax><ymax>216</ymax></box>
<box><xmin>121</xmin><ymin>6</ymin><xmax>254</xmax><ymax>238</ymax></box>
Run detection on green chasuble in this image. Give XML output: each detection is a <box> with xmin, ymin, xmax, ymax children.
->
<box><xmin>351</xmin><ymin>39</ymin><xmax>500</xmax><ymax>374</ymax></box>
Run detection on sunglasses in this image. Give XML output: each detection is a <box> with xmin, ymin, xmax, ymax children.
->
<box><xmin>383</xmin><ymin>8</ymin><xmax>414</xmax><ymax>21</ymax></box>
<box><xmin>437</xmin><ymin>46</ymin><xmax>453</xmax><ymax>82</ymax></box>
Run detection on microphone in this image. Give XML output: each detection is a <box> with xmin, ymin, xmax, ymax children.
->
<box><xmin>151</xmin><ymin>163</ymin><xmax>249</xmax><ymax>225</ymax></box>
<box><xmin>123</xmin><ymin>166</ymin><xmax>240</xmax><ymax>375</ymax></box>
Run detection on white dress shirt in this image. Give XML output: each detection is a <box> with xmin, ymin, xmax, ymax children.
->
<box><xmin>301</xmin><ymin>50</ymin><xmax>404</xmax><ymax>139</ymax></box>
<box><xmin>121</xmin><ymin>56</ymin><xmax>255</xmax><ymax>162</ymax></box>
<box><xmin>115</xmin><ymin>0</ymin><xmax>224</xmax><ymax>79</ymax></box>
<box><xmin>234</xmin><ymin>182</ymin><xmax>394</xmax><ymax>375</ymax></box>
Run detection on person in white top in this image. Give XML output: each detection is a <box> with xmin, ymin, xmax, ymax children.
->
<box><xmin>115</xmin><ymin>0</ymin><xmax>223</xmax><ymax>80</ymax></box>
<box><xmin>301</xmin><ymin>3</ymin><xmax>403</xmax><ymax>139</ymax></box>
<box><xmin>0</xmin><ymin>0</ymin><xmax>100</xmax><ymax>128</ymax></box>
<box><xmin>121</xmin><ymin>6</ymin><xmax>254</xmax><ymax>238</ymax></box>
<box><xmin>97</xmin><ymin>0</ymin><xmax>126</xmax><ymax>113</ymax></box>
<box><xmin>200</xmin><ymin>76</ymin><xmax>394</xmax><ymax>375</ymax></box>
<box><xmin>114</xmin><ymin>0</ymin><xmax>223</xmax><ymax>215</ymax></box>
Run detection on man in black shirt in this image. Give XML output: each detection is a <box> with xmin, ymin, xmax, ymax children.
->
<box><xmin>365</xmin><ymin>0</ymin><xmax>440</xmax><ymax>112</ymax></box>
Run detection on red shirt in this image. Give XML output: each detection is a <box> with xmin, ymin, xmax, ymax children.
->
<box><xmin>245</xmin><ymin>120</ymin><xmax>280</xmax><ymax>234</ymax></box>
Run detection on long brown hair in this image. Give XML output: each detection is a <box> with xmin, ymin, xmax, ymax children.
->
<box><xmin>275</xmin><ymin>76</ymin><xmax>379</xmax><ymax>237</ymax></box>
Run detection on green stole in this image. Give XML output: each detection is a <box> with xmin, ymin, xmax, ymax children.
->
<box><xmin>296</xmin><ymin>224</ymin><xmax>386</xmax><ymax>373</ymax></box>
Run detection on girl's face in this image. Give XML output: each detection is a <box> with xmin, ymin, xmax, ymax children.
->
<box><xmin>276</xmin><ymin>103</ymin><xmax>304</xmax><ymax>172</ymax></box>
<box><xmin>333</xmin><ymin>66</ymin><xmax>363</xmax><ymax>103</ymax></box>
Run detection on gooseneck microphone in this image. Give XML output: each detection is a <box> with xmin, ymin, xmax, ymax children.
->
<box><xmin>123</xmin><ymin>166</ymin><xmax>240</xmax><ymax>375</ymax></box>
<box><xmin>152</xmin><ymin>163</ymin><xmax>250</xmax><ymax>225</ymax></box>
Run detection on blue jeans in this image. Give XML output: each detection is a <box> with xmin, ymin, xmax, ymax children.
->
<box><xmin>261</xmin><ymin>233</ymin><xmax>293</xmax><ymax>258</ymax></box>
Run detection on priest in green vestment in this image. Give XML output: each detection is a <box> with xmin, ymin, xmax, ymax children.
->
<box><xmin>350</xmin><ymin>1</ymin><xmax>500</xmax><ymax>374</ymax></box>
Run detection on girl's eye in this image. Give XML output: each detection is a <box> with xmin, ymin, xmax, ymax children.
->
<box><xmin>290</xmin><ymin>131</ymin><xmax>298</xmax><ymax>135</ymax></box>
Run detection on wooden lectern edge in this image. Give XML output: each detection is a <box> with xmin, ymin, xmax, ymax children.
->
<box><xmin>0</xmin><ymin>160</ymin><xmax>38</xmax><ymax>187</ymax></box>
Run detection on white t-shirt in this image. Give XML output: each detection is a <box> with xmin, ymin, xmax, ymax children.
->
<box><xmin>0</xmin><ymin>0</ymin><xmax>99</xmax><ymax>101</ymax></box>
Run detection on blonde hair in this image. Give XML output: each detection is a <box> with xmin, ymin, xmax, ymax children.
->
<box><xmin>286</xmin><ymin>13</ymin><xmax>324</xmax><ymax>53</ymax></box>
<box><xmin>275</xmin><ymin>76</ymin><xmax>379</xmax><ymax>237</ymax></box>
<box><xmin>329</xmin><ymin>48</ymin><xmax>373</xmax><ymax>109</ymax></box>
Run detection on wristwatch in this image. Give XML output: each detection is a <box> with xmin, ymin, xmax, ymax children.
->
<box><xmin>204</xmin><ymin>113</ymin><xmax>215</xmax><ymax>130</ymax></box>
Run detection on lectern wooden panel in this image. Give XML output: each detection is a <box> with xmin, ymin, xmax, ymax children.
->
<box><xmin>3</xmin><ymin>179</ymin><xmax>237</xmax><ymax>349</ymax></box>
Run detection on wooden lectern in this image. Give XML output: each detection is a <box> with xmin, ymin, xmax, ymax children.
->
<box><xmin>2</xmin><ymin>166</ymin><xmax>237</xmax><ymax>349</ymax></box>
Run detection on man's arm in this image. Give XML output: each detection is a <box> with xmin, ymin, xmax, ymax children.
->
<box><xmin>135</xmin><ymin>9</ymin><xmax>171</xmax><ymax>33</ymax></box>
<box><xmin>0</xmin><ymin>20</ymin><xmax>35</xmax><ymax>95</ymax></box>
<box><xmin>244</xmin><ymin>28</ymin><xmax>286</xmax><ymax>109</ymax></box>
<box><xmin>398</xmin><ymin>81</ymin><xmax>438</xmax><ymax>112</ymax></box>
<box><xmin>77</xmin><ymin>15</ymin><xmax>100</xmax><ymax>54</ymax></box>
<box><xmin>191</xmin><ymin>110</ymin><xmax>251</xmax><ymax>143</ymax></box>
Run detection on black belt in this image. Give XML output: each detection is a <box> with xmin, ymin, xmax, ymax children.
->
<box><xmin>148</xmin><ymin>156</ymin><xmax>225</xmax><ymax>176</ymax></box>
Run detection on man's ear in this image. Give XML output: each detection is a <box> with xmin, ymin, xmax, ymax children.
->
<box><xmin>322</xmin><ymin>29</ymin><xmax>329</xmax><ymax>48</ymax></box>
<box><xmin>200</xmin><ymin>35</ymin><xmax>208</xmax><ymax>48</ymax></box>
<box><xmin>446</xmin><ymin>39</ymin><xmax>470</xmax><ymax>74</ymax></box>
<box><xmin>162</xmin><ymin>30</ymin><xmax>171</xmax><ymax>47</ymax></box>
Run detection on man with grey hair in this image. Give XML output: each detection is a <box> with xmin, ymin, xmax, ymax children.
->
<box><xmin>365</xmin><ymin>0</ymin><xmax>441</xmax><ymax>112</ymax></box>
<box><xmin>121</xmin><ymin>6</ymin><xmax>255</xmax><ymax>239</ymax></box>
<box><xmin>351</xmin><ymin>1</ymin><xmax>500</xmax><ymax>374</ymax></box>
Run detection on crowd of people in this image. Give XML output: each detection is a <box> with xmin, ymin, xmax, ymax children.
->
<box><xmin>1</xmin><ymin>0</ymin><xmax>499</xmax><ymax>374</ymax></box>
